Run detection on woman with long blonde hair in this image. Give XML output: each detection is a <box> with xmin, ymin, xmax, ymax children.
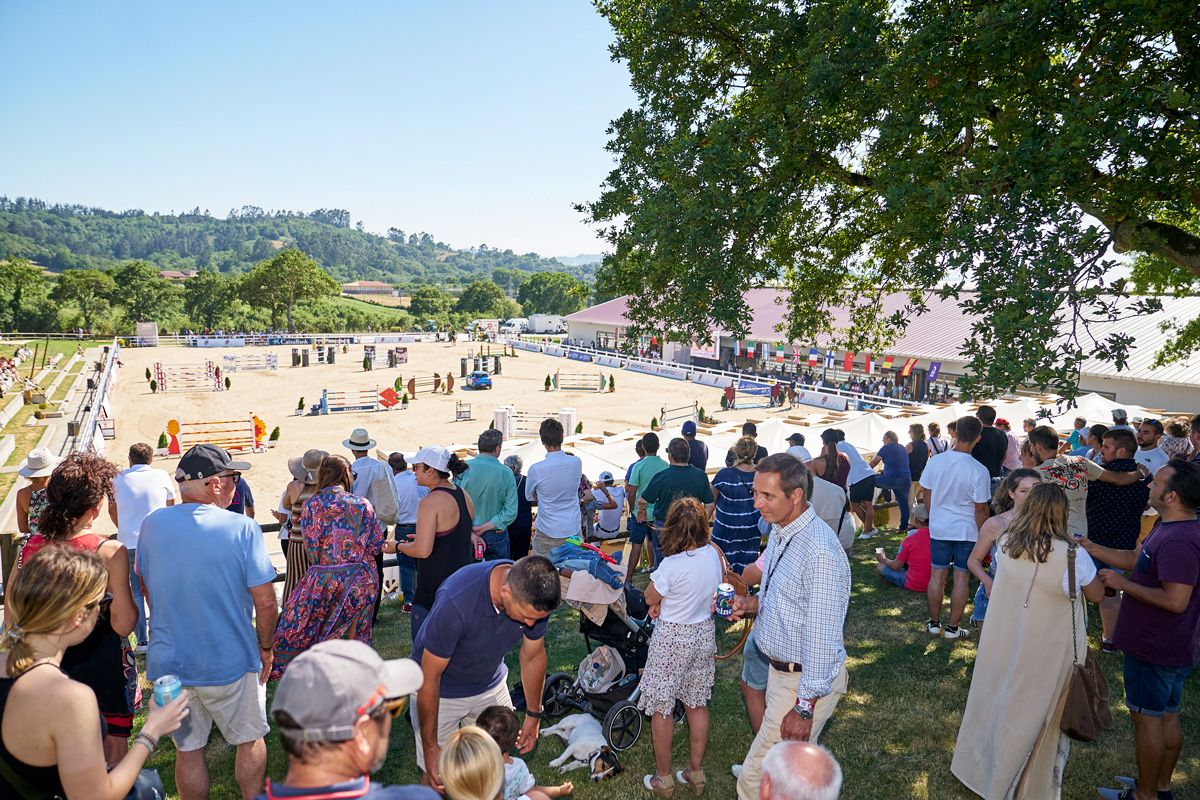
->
<box><xmin>952</xmin><ymin>483</ymin><xmax>1105</xmax><ymax>798</ymax></box>
<box><xmin>0</xmin><ymin>546</ymin><xmax>188</xmax><ymax>798</ymax></box>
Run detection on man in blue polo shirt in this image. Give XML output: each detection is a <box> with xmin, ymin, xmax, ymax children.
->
<box><xmin>410</xmin><ymin>556</ymin><xmax>561</xmax><ymax>793</ymax></box>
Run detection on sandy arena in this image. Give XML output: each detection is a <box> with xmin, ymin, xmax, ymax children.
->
<box><xmin>106</xmin><ymin>341</ymin><xmax>756</xmax><ymax>558</ymax></box>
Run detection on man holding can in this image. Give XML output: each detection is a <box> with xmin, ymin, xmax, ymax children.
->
<box><xmin>137</xmin><ymin>444</ymin><xmax>279</xmax><ymax>800</ymax></box>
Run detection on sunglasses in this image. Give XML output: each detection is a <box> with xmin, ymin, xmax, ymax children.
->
<box><xmin>213</xmin><ymin>471</ymin><xmax>241</xmax><ymax>483</ymax></box>
<box><xmin>369</xmin><ymin>696</ymin><xmax>409</xmax><ymax>722</ymax></box>
<box><xmin>86</xmin><ymin>592</ymin><xmax>113</xmax><ymax>614</ymax></box>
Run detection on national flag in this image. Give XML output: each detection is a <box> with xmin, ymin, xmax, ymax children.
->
<box><xmin>843</xmin><ymin>351</ymin><xmax>854</xmax><ymax>372</ymax></box>
<box><xmin>824</xmin><ymin>350</ymin><xmax>835</xmax><ymax>370</ymax></box>
<box><xmin>927</xmin><ymin>361</ymin><xmax>942</xmax><ymax>382</ymax></box>
<box><xmin>899</xmin><ymin>357</ymin><xmax>918</xmax><ymax>377</ymax></box>
<box><xmin>863</xmin><ymin>353</ymin><xmax>873</xmax><ymax>374</ymax></box>
<box><xmin>747</xmin><ymin>341</ymin><xmax>756</xmax><ymax>357</ymax></box>
<box><xmin>775</xmin><ymin>344</ymin><xmax>785</xmax><ymax>363</ymax></box>
<box><xmin>882</xmin><ymin>355</ymin><xmax>895</xmax><ymax>371</ymax></box>
<box><xmin>734</xmin><ymin>340</ymin><xmax>740</xmax><ymax>356</ymax></box>
<box><xmin>808</xmin><ymin>347</ymin><xmax>819</xmax><ymax>366</ymax></box>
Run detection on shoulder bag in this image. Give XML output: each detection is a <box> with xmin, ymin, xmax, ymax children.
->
<box><xmin>1060</xmin><ymin>544</ymin><xmax>1114</xmax><ymax>742</ymax></box>
<box><xmin>710</xmin><ymin>542</ymin><xmax>752</xmax><ymax>661</ymax></box>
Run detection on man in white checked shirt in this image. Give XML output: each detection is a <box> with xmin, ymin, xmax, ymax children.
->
<box><xmin>728</xmin><ymin>454</ymin><xmax>851</xmax><ymax>800</ymax></box>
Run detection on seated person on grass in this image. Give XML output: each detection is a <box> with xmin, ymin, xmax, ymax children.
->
<box><xmin>874</xmin><ymin>505</ymin><xmax>931</xmax><ymax>592</ymax></box>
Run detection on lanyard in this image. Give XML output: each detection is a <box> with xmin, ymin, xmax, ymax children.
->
<box><xmin>762</xmin><ymin>531</ymin><xmax>800</xmax><ymax>595</ymax></box>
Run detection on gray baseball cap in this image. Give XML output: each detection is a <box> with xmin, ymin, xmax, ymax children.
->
<box><xmin>271</xmin><ymin>640</ymin><xmax>423</xmax><ymax>742</ymax></box>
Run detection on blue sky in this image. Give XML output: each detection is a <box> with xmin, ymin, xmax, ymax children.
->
<box><xmin>0</xmin><ymin>1</ymin><xmax>635</xmax><ymax>257</ymax></box>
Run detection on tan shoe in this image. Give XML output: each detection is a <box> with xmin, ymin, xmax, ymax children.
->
<box><xmin>643</xmin><ymin>773</ymin><xmax>675</xmax><ymax>796</ymax></box>
<box><xmin>675</xmin><ymin>768</ymin><xmax>707</xmax><ymax>797</ymax></box>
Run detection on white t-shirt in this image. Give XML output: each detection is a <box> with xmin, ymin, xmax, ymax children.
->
<box><xmin>810</xmin><ymin>476</ymin><xmax>855</xmax><ymax>551</ymax></box>
<box><xmin>276</xmin><ymin>488</ymin><xmax>290</xmax><ymax>540</ymax></box>
<box><xmin>649</xmin><ymin>545</ymin><xmax>723</xmax><ymax>624</ymax></box>
<box><xmin>919</xmin><ymin>450</ymin><xmax>990</xmax><ymax>542</ymax></box>
<box><xmin>113</xmin><ymin>464</ymin><xmax>177</xmax><ymax>549</ymax></box>
<box><xmin>592</xmin><ymin>486</ymin><xmax>626</xmax><ymax>535</ymax></box>
<box><xmin>837</xmin><ymin>441</ymin><xmax>875</xmax><ymax>485</ymax></box>
<box><xmin>1135</xmin><ymin>447</ymin><xmax>1169</xmax><ymax>476</ymax></box>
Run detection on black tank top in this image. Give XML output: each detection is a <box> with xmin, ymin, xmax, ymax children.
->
<box><xmin>0</xmin><ymin>665</ymin><xmax>68</xmax><ymax>797</ymax></box>
<box><xmin>908</xmin><ymin>440</ymin><xmax>930</xmax><ymax>477</ymax></box>
<box><xmin>413</xmin><ymin>486</ymin><xmax>474</xmax><ymax>610</ymax></box>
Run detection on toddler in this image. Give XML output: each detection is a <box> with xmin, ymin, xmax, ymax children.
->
<box><xmin>476</xmin><ymin>706</ymin><xmax>573</xmax><ymax>800</ymax></box>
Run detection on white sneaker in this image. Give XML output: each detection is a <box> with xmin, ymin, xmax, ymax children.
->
<box><xmin>731</xmin><ymin>764</ymin><xmax>742</xmax><ymax>778</ymax></box>
<box><xmin>942</xmin><ymin>625</ymin><xmax>970</xmax><ymax>640</ymax></box>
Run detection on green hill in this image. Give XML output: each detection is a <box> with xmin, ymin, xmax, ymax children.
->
<box><xmin>0</xmin><ymin>197</ymin><xmax>594</xmax><ymax>287</ymax></box>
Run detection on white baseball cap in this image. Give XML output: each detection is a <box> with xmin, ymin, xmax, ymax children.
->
<box><xmin>410</xmin><ymin>445</ymin><xmax>452</xmax><ymax>473</ymax></box>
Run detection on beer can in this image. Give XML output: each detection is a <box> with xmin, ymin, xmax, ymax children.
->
<box><xmin>714</xmin><ymin>583</ymin><xmax>736</xmax><ymax>618</ymax></box>
<box><xmin>153</xmin><ymin>674</ymin><xmax>182</xmax><ymax>707</ymax></box>
<box><xmin>475</xmin><ymin>541</ymin><xmax>486</xmax><ymax>560</ymax></box>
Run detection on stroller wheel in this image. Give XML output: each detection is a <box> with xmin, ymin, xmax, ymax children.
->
<box><xmin>542</xmin><ymin>672</ymin><xmax>575</xmax><ymax>719</ymax></box>
<box><xmin>603</xmin><ymin>700</ymin><xmax>643</xmax><ymax>751</ymax></box>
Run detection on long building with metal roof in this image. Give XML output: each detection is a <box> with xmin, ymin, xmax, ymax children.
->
<box><xmin>565</xmin><ymin>290</ymin><xmax>1200</xmax><ymax>410</ymax></box>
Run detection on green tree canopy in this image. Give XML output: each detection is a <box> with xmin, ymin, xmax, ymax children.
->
<box><xmin>586</xmin><ymin>0</ymin><xmax>1198</xmax><ymax>399</ymax></box>
<box><xmin>408</xmin><ymin>285</ymin><xmax>455</xmax><ymax>320</ymax></box>
<box><xmin>52</xmin><ymin>268</ymin><xmax>115</xmax><ymax>331</ymax></box>
<box><xmin>240</xmin><ymin>249</ymin><xmax>340</xmax><ymax>332</ymax></box>
<box><xmin>455</xmin><ymin>279</ymin><xmax>510</xmax><ymax>317</ymax></box>
<box><xmin>184</xmin><ymin>269</ymin><xmax>240</xmax><ymax>330</ymax></box>
<box><xmin>105</xmin><ymin>261</ymin><xmax>181</xmax><ymax>325</ymax></box>
<box><xmin>0</xmin><ymin>258</ymin><xmax>53</xmax><ymax>330</ymax></box>
<box><xmin>517</xmin><ymin>271</ymin><xmax>590</xmax><ymax>316</ymax></box>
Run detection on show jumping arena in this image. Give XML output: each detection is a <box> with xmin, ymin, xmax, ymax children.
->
<box><xmin>104</xmin><ymin>340</ymin><xmax>799</xmax><ymax>564</ymax></box>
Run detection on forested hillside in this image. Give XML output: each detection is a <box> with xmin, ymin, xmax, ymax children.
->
<box><xmin>0</xmin><ymin>197</ymin><xmax>594</xmax><ymax>286</ymax></box>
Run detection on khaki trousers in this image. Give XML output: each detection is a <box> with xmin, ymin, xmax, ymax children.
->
<box><xmin>735</xmin><ymin>661</ymin><xmax>848</xmax><ymax>800</ymax></box>
<box><xmin>531</xmin><ymin>530</ymin><xmax>567</xmax><ymax>558</ymax></box>
<box><xmin>411</xmin><ymin>680</ymin><xmax>512</xmax><ymax>771</ymax></box>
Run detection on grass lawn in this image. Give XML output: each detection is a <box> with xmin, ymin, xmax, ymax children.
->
<box><xmin>136</xmin><ymin>534</ymin><xmax>1199</xmax><ymax>799</ymax></box>
<box><xmin>0</xmin><ymin>352</ymin><xmax>84</xmax><ymax>498</ymax></box>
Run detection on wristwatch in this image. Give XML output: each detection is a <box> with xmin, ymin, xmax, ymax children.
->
<box><xmin>794</xmin><ymin>698</ymin><xmax>815</xmax><ymax>720</ymax></box>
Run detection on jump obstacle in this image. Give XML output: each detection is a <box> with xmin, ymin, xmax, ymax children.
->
<box><xmin>222</xmin><ymin>353</ymin><xmax>279</xmax><ymax>373</ymax></box>
<box><xmin>730</xmin><ymin>380</ymin><xmax>772</xmax><ymax>410</ymax></box>
<box><xmin>292</xmin><ymin>347</ymin><xmax>336</xmax><ymax>367</ymax></box>
<box><xmin>552</xmin><ymin>370</ymin><xmax>605</xmax><ymax>391</ymax></box>
<box><xmin>404</xmin><ymin>373</ymin><xmax>454</xmax><ymax>397</ymax></box>
<box><xmin>660</xmin><ymin>401</ymin><xmax>699</xmax><ymax>426</ymax></box>
<box><xmin>164</xmin><ymin>416</ymin><xmax>266</xmax><ymax>455</ymax></box>
<box><xmin>459</xmin><ymin>355</ymin><xmax>502</xmax><ymax>377</ymax></box>
<box><xmin>493</xmin><ymin>406</ymin><xmax>577</xmax><ymax>440</ymax></box>
<box><xmin>153</xmin><ymin>361</ymin><xmax>222</xmax><ymax>392</ymax></box>
<box><xmin>319</xmin><ymin>387</ymin><xmax>402</xmax><ymax>414</ymax></box>
<box><xmin>362</xmin><ymin>346</ymin><xmax>409</xmax><ymax>370</ymax></box>
<box><xmin>455</xmin><ymin>401</ymin><xmax>473</xmax><ymax>422</ymax></box>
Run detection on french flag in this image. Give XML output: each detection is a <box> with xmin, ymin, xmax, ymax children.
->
<box><xmin>808</xmin><ymin>347</ymin><xmax>818</xmax><ymax>366</ymax></box>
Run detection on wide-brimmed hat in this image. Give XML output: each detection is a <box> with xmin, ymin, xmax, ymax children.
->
<box><xmin>342</xmin><ymin>428</ymin><xmax>377</xmax><ymax>451</ymax></box>
<box><xmin>19</xmin><ymin>448</ymin><xmax>61</xmax><ymax>478</ymax></box>
<box><xmin>287</xmin><ymin>456</ymin><xmax>306</xmax><ymax>481</ymax></box>
<box><xmin>302</xmin><ymin>449</ymin><xmax>327</xmax><ymax>484</ymax></box>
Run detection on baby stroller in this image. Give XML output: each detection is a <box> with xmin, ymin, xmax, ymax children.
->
<box><xmin>537</xmin><ymin>583</ymin><xmax>685</xmax><ymax>751</ymax></box>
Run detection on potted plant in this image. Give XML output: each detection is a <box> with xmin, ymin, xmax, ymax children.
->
<box><xmin>145</xmin><ymin>367</ymin><xmax>152</xmax><ymax>382</ymax></box>
<box><xmin>296</xmin><ymin>396</ymin><xmax>305</xmax><ymax>415</ymax></box>
<box><xmin>544</xmin><ymin>374</ymin><xmax>552</xmax><ymax>391</ymax></box>
<box><xmin>720</xmin><ymin>394</ymin><xmax>729</xmax><ymax>411</ymax></box>
<box><xmin>401</xmin><ymin>393</ymin><xmax>409</xmax><ymax>409</ymax></box>
<box><xmin>608</xmin><ymin>375</ymin><xmax>615</xmax><ymax>392</ymax></box>
<box><xmin>156</xmin><ymin>432</ymin><xmax>169</xmax><ymax>454</ymax></box>
<box><xmin>575</xmin><ymin>421</ymin><xmax>583</xmax><ymax>434</ymax></box>
<box><xmin>150</xmin><ymin>379</ymin><xmax>158</xmax><ymax>394</ymax></box>
<box><xmin>651</xmin><ymin>416</ymin><xmax>659</xmax><ymax>431</ymax></box>
<box><xmin>224</xmin><ymin>376</ymin><xmax>231</xmax><ymax>391</ymax></box>
<box><xmin>269</xmin><ymin>426</ymin><xmax>281</xmax><ymax>447</ymax></box>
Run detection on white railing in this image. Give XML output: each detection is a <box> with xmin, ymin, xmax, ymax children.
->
<box><xmin>504</xmin><ymin>336</ymin><xmax>923</xmax><ymax>410</ymax></box>
<box><xmin>75</xmin><ymin>338</ymin><xmax>120</xmax><ymax>454</ymax></box>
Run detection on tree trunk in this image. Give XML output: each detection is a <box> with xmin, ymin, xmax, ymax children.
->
<box><xmin>286</xmin><ymin>303</ymin><xmax>295</xmax><ymax>333</ymax></box>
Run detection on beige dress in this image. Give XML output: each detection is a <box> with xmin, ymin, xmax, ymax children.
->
<box><xmin>951</xmin><ymin>538</ymin><xmax>1086</xmax><ymax>799</ymax></box>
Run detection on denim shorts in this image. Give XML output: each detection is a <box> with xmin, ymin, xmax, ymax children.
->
<box><xmin>1124</xmin><ymin>652</ymin><xmax>1193</xmax><ymax>717</ymax></box>
<box><xmin>929</xmin><ymin>538</ymin><xmax>973</xmax><ymax>572</ymax></box>
<box><xmin>627</xmin><ymin>516</ymin><xmax>650</xmax><ymax>545</ymax></box>
<box><xmin>971</xmin><ymin>582</ymin><xmax>989</xmax><ymax>622</ymax></box>
<box><xmin>879</xmin><ymin>563</ymin><xmax>908</xmax><ymax>589</ymax></box>
<box><xmin>740</xmin><ymin>630</ymin><xmax>769</xmax><ymax>691</ymax></box>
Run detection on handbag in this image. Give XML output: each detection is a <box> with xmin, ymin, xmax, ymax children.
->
<box><xmin>1060</xmin><ymin>544</ymin><xmax>1114</xmax><ymax>742</ymax></box>
<box><xmin>710</xmin><ymin>543</ymin><xmax>747</xmax><ymax>596</ymax></box>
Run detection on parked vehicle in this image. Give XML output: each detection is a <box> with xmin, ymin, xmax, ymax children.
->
<box><xmin>500</xmin><ymin>317</ymin><xmax>528</xmax><ymax>334</ymax></box>
<box><xmin>528</xmin><ymin>314</ymin><xmax>567</xmax><ymax>334</ymax></box>
<box><xmin>466</xmin><ymin>371</ymin><xmax>493</xmax><ymax>390</ymax></box>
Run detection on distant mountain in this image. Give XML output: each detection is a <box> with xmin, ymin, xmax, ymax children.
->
<box><xmin>554</xmin><ymin>253</ymin><xmax>604</xmax><ymax>267</ymax></box>
<box><xmin>0</xmin><ymin>196</ymin><xmax>595</xmax><ymax>287</ymax></box>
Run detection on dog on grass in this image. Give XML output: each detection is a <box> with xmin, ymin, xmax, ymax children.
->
<box><xmin>540</xmin><ymin>714</ymin><xmax>623</xmax><ymax>781</ymax></box>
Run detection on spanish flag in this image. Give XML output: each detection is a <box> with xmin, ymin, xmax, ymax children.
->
<box><xmin>881</xmin><ymin>355</ymin><xmax>895</xmax><ymax>371</ymax></box>
<box><xmin>899</xmin><ymin>357</ymin><xmax>918</xmax><ymax>377</ymax></box>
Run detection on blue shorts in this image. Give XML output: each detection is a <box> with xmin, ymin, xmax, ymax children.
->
<box><xmin>971</xmin><ymin>582</ymin><xmax>989</xmax><ymax>622</ymax></box>
<box><xmin>740</xmin><ymin>630</ymin><xmax>769</xmax><ymax>691</ymax></box>
<box><xmin>627</xmin><ymin>517</ymin><xmax>650</xmax><ymax>545</ymax></box>
<box><xmin>1124</xmin><ymin>652</ymin><xmax>1193</xmax><ymax>717</ymax></box>
<box><xmin>879</xmin><ymin>563</ymin><xmax>908</xmax><ymax>588</ymax></box>
<box><xmin>930</xmin><ymin>538</ymin><xmax>973</xmax><ymax>572</ymax></box>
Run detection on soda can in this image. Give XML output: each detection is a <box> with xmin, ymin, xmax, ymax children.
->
<box><xmin>153</xmin><ymin>674</ymin><xmax>182</xmax><ymax>707</ymax></box>
<box><xmin>714</xmin><ymin>583</ymin><xmax>736</xmax><ymax>618</ymax></box>
<box><xmin>475</xmin><ymin>541</ymin><xmax>486</xmax><ymax>560</ymax></box>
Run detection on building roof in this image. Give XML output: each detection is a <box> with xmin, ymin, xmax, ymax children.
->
<box><xmin>565</xmin><ymin>290</ymin><xmax>1200</xmax><ymax>387</ymax></box>
<box><xmin>158</xmin><ymin>270</ymin><xmax>197</xmax><ymax>280</ymax></box>
<box><xmin>341</xmin><ymin>280</ymin><xmax>394</xmax><ymax>289</ymax></box>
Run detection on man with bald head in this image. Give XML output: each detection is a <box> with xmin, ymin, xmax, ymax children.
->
<box><xmin>760</xmin><ymin>741</ymin><xmax>842</xmax><ymax>799</ymax></box>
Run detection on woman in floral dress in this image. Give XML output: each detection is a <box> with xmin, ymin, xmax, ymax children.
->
<box><xmin>270</xmin><ymin>454</ymin><xmax>386</xmax><ymax>679</ymax></box>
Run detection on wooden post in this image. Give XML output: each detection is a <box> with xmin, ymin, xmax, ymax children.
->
<box><xmin>41</xmin><ymin>335</ymin><xmax>49</xmax><ymax>369</ymax></box>
<box><xmin>28</xmin><ymin>341</ymin><xmax>39</xmax><ymax>380</ymax></box>
<box><xmin>0</xmin><ymin>532</ymin><xmax>19</xmax><ymax>591</ymax></box>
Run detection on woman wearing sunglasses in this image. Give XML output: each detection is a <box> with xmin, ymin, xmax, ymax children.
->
<box><xmin>1</xmin><ymin>546</ymin><xmax>189</xmax><ymax>798</ymax></box>
<box><xmin>2</xmin><ymin>451</ymin><xmax>139</xmax><ymax>767</ymax></box>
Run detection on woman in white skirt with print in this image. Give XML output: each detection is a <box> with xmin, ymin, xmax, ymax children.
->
<box><xmin>638</xmin><ymin>497</ymin><xmax>723</xmax><ymax>796</ymax></box>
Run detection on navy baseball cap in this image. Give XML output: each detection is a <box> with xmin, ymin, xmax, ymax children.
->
<box><xmin>681</xmin><ymin>421</ymin><xmax>697</xmax><ymax>435</ymax></box>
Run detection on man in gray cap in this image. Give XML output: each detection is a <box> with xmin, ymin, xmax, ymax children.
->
<box><xmin>263</xmin><ymin>640</ymin><xmax>435</xmax><ymax>799</ymax></box>
<box><xmin>137</xmin><ymin>444</ymin><xmax>277</xmax><ymax>800</ymax></box>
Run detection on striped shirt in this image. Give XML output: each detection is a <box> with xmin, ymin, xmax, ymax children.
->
<box><xmin>755</xmin><ymin>506</ymin><xmax>851</xmax><ymax>699</ymax></box>
<box><xmin>712</xmin><ymin>467</ymin><xmax>761</xmax><ymax>570</ymax></box>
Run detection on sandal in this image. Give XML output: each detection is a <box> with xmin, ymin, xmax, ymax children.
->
<box><xmin>675</xmin><ymin>768</ymin><xmax>707</xmax><ymax>797</ymax></box>
<box><xmin>643</xmin><ymin>773</ymin><xmax>675</xmax><ymax>796</ymax></box>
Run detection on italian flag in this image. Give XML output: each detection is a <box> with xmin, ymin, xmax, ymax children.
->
<box><xmin>747</xmin><ymin>341</ymin><xmax>756</xmax><ymax>357</ymax></box>
<box><xmin>775</xmin><ymin>344</ymin><xmax>785</xmax><ymax>363</ymax></box>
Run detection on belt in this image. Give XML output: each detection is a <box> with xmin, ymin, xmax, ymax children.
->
<box><xmin>769</xmin><ymin>659</ymin><xmax>803</xmax><ymax>673</ymax></box>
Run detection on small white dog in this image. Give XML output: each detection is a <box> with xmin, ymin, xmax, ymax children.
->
<box><xmin>540</xmin><ymin>714</ymin><xmax>619</xmax><ymax>778</ymax></box>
